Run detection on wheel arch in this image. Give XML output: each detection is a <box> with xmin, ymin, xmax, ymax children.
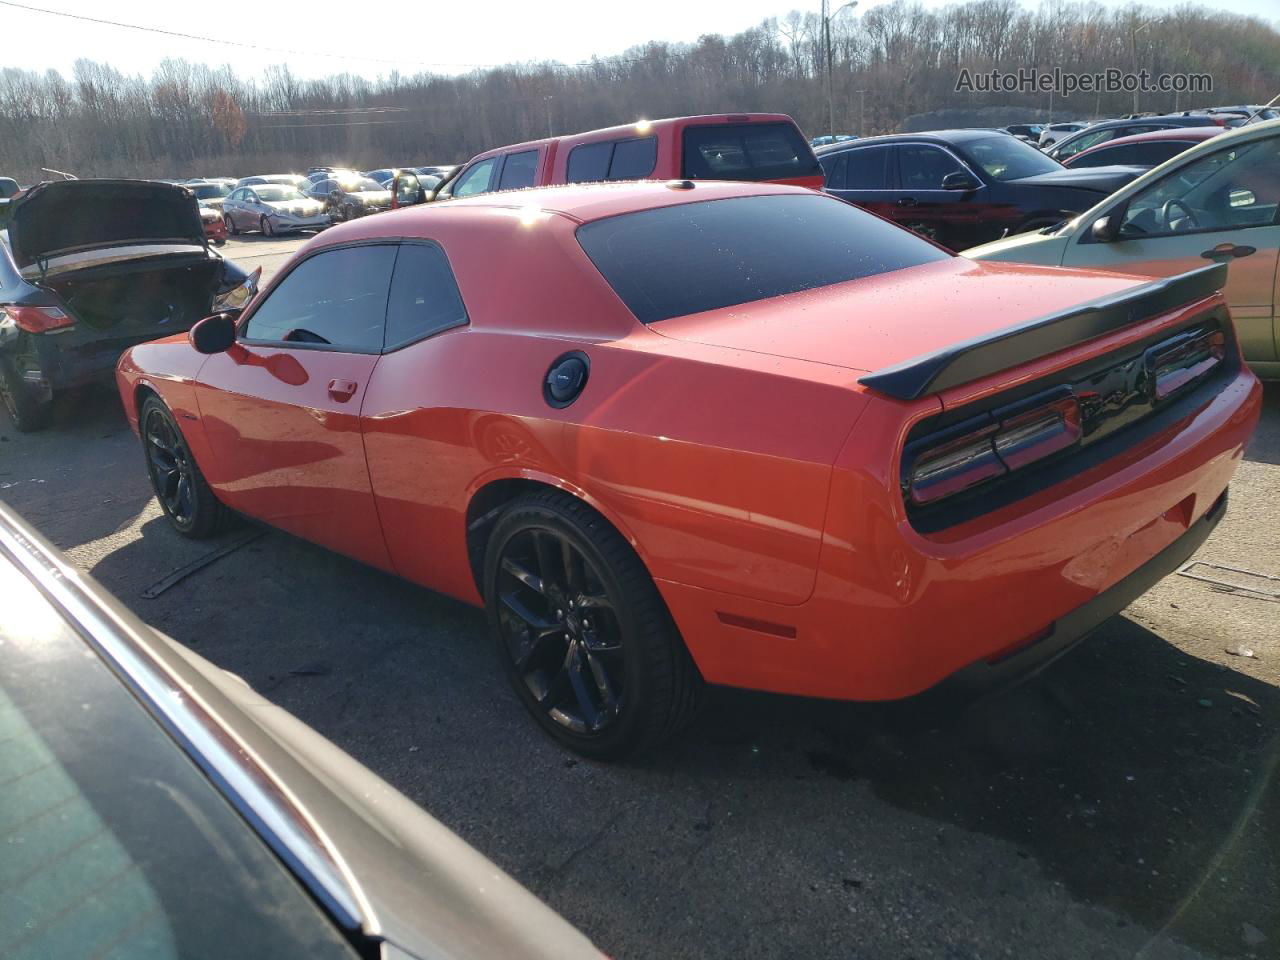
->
<box><xmin>463</xmin><ymin>472</ymin><xmax>649</xmax><ymax>600</ymax></box>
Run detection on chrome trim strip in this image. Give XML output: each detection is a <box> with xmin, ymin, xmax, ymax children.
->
<box><xmin>0</xmin><ymin>503</ymin><xmax>369</xmax><ymax>932</ymax></box>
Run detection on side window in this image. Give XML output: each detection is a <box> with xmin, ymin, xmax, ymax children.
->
<box><xmin>1132</xmin><ymin>141</ymin><xmax>1189</xmax><ymax>166</ymax></box>
<box><xmin>819</xmin><ymin>152</ymin><xmax>847</xmax><ymax>188</ymax></box>
<box><xmin>383</xmin><ymin>244</ymin><xmax>469</xmax><ymax>350</ymax></box>
<box><xmin>1120</xmin><ymin>139</ymin><xmax>1280</xmax><ymax>237</ymax></box>
<box><xmin>453</xmin><ymin>158</ymin><xmax>499</xmax><ymax>198</ymax></box>
<box><xmin>608</xmin><ymin>137</ymin><xmax>657</xmax><ymax>179</ymax></box>
<box><xmin>567</xmin><ymin>143</ymin><xmax>611</xmax><ymax>183</ymax></box>
<box><xmin>898</xmin><ymin>145</ymin><xmax>963</xmax><ymax>190</ymax></box>
<box><xmin>843</xmin><ymin>147</ymin><xmax>890</xmax><ymax>189</ymax></box>
<box><xmin>1072</xmin><ymin>144</ymin><xmax>1131</xmax><ymax>168</ymax></box>
<box><xmin>498</xmin><ymin>150</ymin><xmax>538</xmax><ymax>190</ymax></box>
<box><xmin>244</xmin><ymin>245</ymin><xmax>396</xmax><ymax>352</ymax></box>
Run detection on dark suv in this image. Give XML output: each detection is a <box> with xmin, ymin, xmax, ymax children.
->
<box><xmin>818</xmin><ymin>129</ymin><xmax>1145</xmax><ymax>250</ymax></box>
<box><xmin>0</xmin><ymin>179</ymin><xmax>256</xmax><ymax>431</ymax></box>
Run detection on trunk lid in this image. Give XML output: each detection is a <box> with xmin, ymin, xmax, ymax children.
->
<box><xmin>8</xmin><ymin>179</ymin><xmax>205</xmax><ymax>270</ymax></box>
<box><xmin>1010</xmin><ymin>165</ymin><xmax>1146</xmax><ymax>194</ymax></box>
<box><xmin>649</xmin><ymin>258</ymin><xmax>1153</xmax><ymax>375</ymax></box>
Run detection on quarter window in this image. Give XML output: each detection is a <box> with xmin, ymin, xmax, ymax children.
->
<box><xmin>498</xmin><ymin>150</ymin><xmax>539</xmax><ymax>190</ymax></box>
<box><xmin>566</xmin><ymin>137</ymin><xmax>659</xmax><ymax>183</ymax></box>
<box><xmin>383</xmin><ymin>244</ymin><xmax>469</xmax><ymax>350</ymax></box>
<box><xmin>244</xmin><ymin>245</ymin><xmax>396</xmax><ymax>352</ymax></box>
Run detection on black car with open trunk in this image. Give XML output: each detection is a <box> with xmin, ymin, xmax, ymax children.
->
<box><xmin>0</xmin><ymin>179</ymin><xmax>257</xmax><ymax>430</ymax></box>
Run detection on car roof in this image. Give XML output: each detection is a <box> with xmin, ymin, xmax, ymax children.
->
<box><xmin>465</xmin><ymin>113</ymin><xmax>802</xmax><ymax>163</ymax></box>
<box><xmin>815</xmin><ymin>128</ymin><xmax>1007</xmax><ymax>153</ymax></box>
<box><xmin>1081</xmin><ymin>126</ymin><xmax>1222</xmax><ymax>148</ymax></box>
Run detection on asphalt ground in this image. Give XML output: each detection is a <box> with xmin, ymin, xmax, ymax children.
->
<box><xmin>1</xmin><ymin>230</ymin><xmax>1277</xmax><ymax>959</ymax></box>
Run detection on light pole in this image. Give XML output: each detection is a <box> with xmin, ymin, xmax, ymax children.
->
<box><xmin>824</xmin><ymin>0</ymin><xmax>858</xmax><ymax>138</ymax></box>
<box><xmin>857</xmin><ymin>88</ymin><xmax>866</xmax><ymax>136</ymax></box>
<box><xmin>1130</xmin><ymin>19</ymin><xmax>1152</xmax><ymax>115</ymax></box>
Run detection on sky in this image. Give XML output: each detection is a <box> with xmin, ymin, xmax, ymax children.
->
<box><xmin>4</xmin><ymin>0</ymin><xmax>1277</xmax><ymax>83</ymax></box>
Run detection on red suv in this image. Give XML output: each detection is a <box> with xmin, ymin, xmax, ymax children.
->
<box><xmin>430</xmin><ymin>114</ymin><xmax>823</xmax><ymax>201</ymax></box>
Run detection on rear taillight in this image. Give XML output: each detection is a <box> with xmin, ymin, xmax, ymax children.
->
<box><xmin>2</xmin><ymin>304</ymin><xmax>73</xmax><ymax>334</ymax></box>
<box><xmin>906</xmin><ymin>392</ymin><xmax>1082</xmax><ymax>506</ymax></box>
<box><xmin>1147</xmin><ymin>328</ymin><xmax>1224</xmax><ymax>401</ymax></box>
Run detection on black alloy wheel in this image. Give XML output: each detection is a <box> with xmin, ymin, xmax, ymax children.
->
<box><xmin>484</xmin><ymin>489</ymin><xmax>702</xmax><ymax>759</ymax></box>
<box><xmin>140</xmin><ymin>397</ymin><xmax>225</xmax><ymax>538</ymax></box>
<box><xmin>0</xmin><ymin>349</ymin><xmax>51</xmax><ymax>432</ymax></box>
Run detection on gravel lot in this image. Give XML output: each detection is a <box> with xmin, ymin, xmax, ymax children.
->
<box><xmin>2</xmin><ymin>232</ymin><xmax>1277</xmax><ymax>959</ymax></box>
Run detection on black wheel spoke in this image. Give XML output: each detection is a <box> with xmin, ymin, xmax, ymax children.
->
<box><xmin>500</xmin><ymin>590</ymin><xmax>557</xmax><ymax>633</ymax></box>
<box><xmin>575</xmin><ymin>592</ymin><xmax>613</xmax><ymax>613</ymax></box>
<box><xmin>584</xmin><ymin>649</ymin><xmax>618</xmax><ymax>717</ymax></box>
<box><xmin>532</xmin><ymin>532</ymin><xmax>558</xmax><ymax>593</ymax></box>
<box><xmin>500</xmin><ymin>557</ymin><xmax>544</xmax><ymax>595</ymax></box>
<box><xmin>560</xmin><ymin>538</ymin><xmax>582</xmax><ymax>594</ymax></box>
<box><xmin>565</xmin><ymin>641</ymin><xmax>602</xmax><ymax>730</ymax></box>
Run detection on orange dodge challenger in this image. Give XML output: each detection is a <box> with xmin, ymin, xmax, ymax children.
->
<box><xmin>116</xmin><ymin>181</ymin><xmax>1262</xmax><ymax>758</ymax></box>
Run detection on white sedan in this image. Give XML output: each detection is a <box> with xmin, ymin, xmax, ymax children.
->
<box><xmin>222</xmin><ymin>185</ymin><xmax>329</xmax><ymax>236</ymax></box>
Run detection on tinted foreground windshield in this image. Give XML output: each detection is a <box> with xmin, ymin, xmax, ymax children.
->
<box><xmin>0</xmin><ymin>560</ymin><xmax>358</xmax><ymax>960</ymax></box>
<box><xmin>576</xmin><ymin>192</ymin><xmax>949</xmax><ymax>323</ymax></box>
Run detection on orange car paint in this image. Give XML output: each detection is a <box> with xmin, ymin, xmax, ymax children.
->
<box><xmin>116</xmin><ymin>181</ymin><xmax>1262</xmax><ymax>702</ymax></box>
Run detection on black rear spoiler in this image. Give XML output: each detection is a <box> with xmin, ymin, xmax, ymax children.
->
<box><xmin>858</xmin><ymin>262</ymin><xmax>1227</xmax><ymax>401</ymax></box>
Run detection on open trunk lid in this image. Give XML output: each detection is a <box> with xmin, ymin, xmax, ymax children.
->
<box><xmin>8</xmin><ymin>179</ymin><xmax>205</xmax><ymax>270</ymax></box>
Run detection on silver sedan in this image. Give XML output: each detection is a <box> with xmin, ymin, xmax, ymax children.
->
<box><xmin>222</xmin><ymin>185</ymin><xmax>330</xmax><ymax>236</ymax></box>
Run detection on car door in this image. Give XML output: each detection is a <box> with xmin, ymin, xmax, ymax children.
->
<box><xmin>194</xmin><ymin>243</ymin><xmax>398</xmax><ymax>570</ymax></box>
<box><xmin>357</xmin><ymin>241</ymin><xmax>474</xmax><ymax>593</ymax></box>
<box><xmin>437</xmin><ymin>156</ymin><xmax>500</xmax><ymax>200</ymax></box>
<box><xmin>225</xmin><ymin>189</ymin><xmax>244</xmax><ymax>228</ymax></box>
<box><xmin>1064</xmin><ymin>135</ymin><xmax>1280</xmax><ymax>364</ymax></box>
<box><xmin>822</xmin><ymin>144</ymin><xmax>898</xmax><ymax>221</ymax></box>
<box><xmin>893</xmin><ymin>143</ymin><xmax>981</xmax><ymax>249</ymax></box>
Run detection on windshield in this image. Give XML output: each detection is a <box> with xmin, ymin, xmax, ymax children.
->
<box><xmin>255</xmin><ymin>186</ymin><xmax>307</xmax><ymax>201</ymax></box>
<box><xmin>962</xmin><ymin>135</ymin><xmax>1063</xmax><ymax>180</ymax></box>
<box><xmin>343</xmin><ymin>178</ymin><xmax>385</xmax><ymax>192</ymax></box>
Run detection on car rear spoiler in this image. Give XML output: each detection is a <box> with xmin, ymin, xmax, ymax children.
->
<box><xmin>857</xmin><ymin>262</ymin><xmax>1227</xmax><ymax>401</ymax></box>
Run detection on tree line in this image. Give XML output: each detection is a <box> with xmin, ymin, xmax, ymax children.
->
<box><xmin>2</xmin><ymin>0</ymin><xmax>1278</xmax><ymax>182</ymax></box>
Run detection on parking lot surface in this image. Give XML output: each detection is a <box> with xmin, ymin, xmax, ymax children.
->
<box><xmin>1</xmin><ymin>231</ymin><xmax>1276</xmax><ymax>958</ymax></box>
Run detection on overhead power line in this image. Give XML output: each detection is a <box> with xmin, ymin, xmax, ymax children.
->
<box><xmin>0</xmin><ymin>0</ymin><xmax>695</xmax><ymax>71</ymax></box>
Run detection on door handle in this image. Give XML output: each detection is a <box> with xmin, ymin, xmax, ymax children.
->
<box><xmin>896</xmin><ymin>197</ymin><xmax>918</xmax><ymax>207</ymax></box>
<box><xmin>327</xmin><ymin>378</ymin><xmax>359</xmax><ymax>402</ymax></box>
<box><xmin>1200</xmin><ymin>243</ymin><xmax>1256</xmax><ymax>260</ymax></box>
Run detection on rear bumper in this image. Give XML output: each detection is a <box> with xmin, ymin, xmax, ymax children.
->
<box><xmin>926</xmin><ymin>487</ymin><xmax>1225</xmax><ymax>701</ymax></box>
<box><xmin>657</xmin><ymin>366</ymin><xmax>1262</xmax><ymax>701</ymax></box>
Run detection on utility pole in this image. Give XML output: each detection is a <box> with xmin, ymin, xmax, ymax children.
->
<box><xmin>823</xmin><ymin>0</ymin><xmax>858</xmax><ymax>138</ymax></box>
<box><xmin>544</xmin><ymin>96</ymin><xmax>553</xmax><ymax>137</ymax></box>
<box><xmin>857</xmin><ymin>88</ymin><xmax>866</xmax><ymax>135</ymax></box>
<box><xmin>1130</xmin><ymin>19</ymin><xmax>1152</xmax><ymax>115</ymax></box>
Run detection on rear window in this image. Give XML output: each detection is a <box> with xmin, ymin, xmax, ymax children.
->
<box><xmin>681</xmin><ymin>122</ymin><xmax>822</xmax><ymax>182</ymax></box>
<box><xmin>576</xmin><ymin>193</ymin><xmax>948</xmax><ymax>324</ymax></box>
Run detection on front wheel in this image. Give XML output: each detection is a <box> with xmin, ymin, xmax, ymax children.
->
<box><xmin>140</xmin><ymin>396</ymin><xmax>226</xmax><ymax>538</ymax></box>
<box><xmin>483</xmin><ymin>489</ymin><xmax>702</xmax><ymax>759</ymax></box>
<box><xmin>223</xmin><ymin>213</ymin><xmax>239</xmax><ymax>236</ymax></box>
<box><xmin>260</xmin><ymin>216</ymin><xmax>275</xmax><ymax>237</ymax></box>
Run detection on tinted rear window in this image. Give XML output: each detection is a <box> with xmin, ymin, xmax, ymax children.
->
<box><xmin>681</xmin><ymin>122</ymin><xmax>822</xmax><ymax>182</ymax></box>
<box><xmin>577</xmin><ymin>193</ymin><xmax>948</xmax><ymax>324</ymax></box>
<box><xmin>566</xmin><ymin>137</ymin><xmax>658</xmax><ymax>183</ymax></box>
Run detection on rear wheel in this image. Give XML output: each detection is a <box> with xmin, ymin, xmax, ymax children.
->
<box><xmin>0</xmin><ymin>352</ymin><xmax>51</xmax><ymax>432</ymax></box>
<box><xmin>483</xmin><ymin>489</ymin><xmax>702</xmax><ymax>759</ymax></box>
<box><xmin>140</xmin><ymin>396</ymin><xmax>225</xmax><ymax>538</ymax></box>
<box><xmin>223</xmin><ymin>213</ymin><xmax>239</xmax><ymax>236</ymax></box>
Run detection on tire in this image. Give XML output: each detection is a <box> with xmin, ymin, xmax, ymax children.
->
<box><xmin>214</xmin><ymin>237</ymin><xmax>226</xmax><ymax>247</ymax></box>
<box><xmin>483</xmin><ymin>489</ymin><xmax>703</xmax><ymax>760</ymax></box>
<box><xmin>139</xmin><ymin>396</ymin><xmax>226</xmax><ymax>539</ymax></box>
<box><xmin>0</xmin><ymin>353</ymin><xmax>51</xmax><ymax>432</ymax></box>
<box><xmin>260</xmin><ymin>216</ymin><xmax>275</xmax><ymax>237</ymax></box>
<box><xmin>223</xmin><ymin>213</ymin><xmax>239</xmax><ymax>236</ymax></box>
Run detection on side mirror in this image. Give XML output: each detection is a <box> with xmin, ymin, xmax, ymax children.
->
<box><xmin>1090</xmin><ymin>205</ymin><xmax>1127</xmax><ymax>242</ymax></box>
<box><xmin>190</xmin><ymin>311</ymin><xmax>239</xmax><ymax>354</ymax></box>
<box><xmin>941</xmin><ymin>172</ymin><xmax>979</xmax><ymax>191</ymax></box>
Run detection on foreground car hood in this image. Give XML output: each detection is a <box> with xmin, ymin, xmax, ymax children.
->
<box><xmin>8</xmin><ymin>179</ymin><xmax>206</xmax><ymax>268</ymax></box>
<box><xmin>1010</xmin><ymin>165</ymin><xmax>1146</xmax><ymax>193</ymax></box>
<box><xmin>650</xmin><ymin>257</ymin><xmax>1150</xmax><ymax>375</ymax></box>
